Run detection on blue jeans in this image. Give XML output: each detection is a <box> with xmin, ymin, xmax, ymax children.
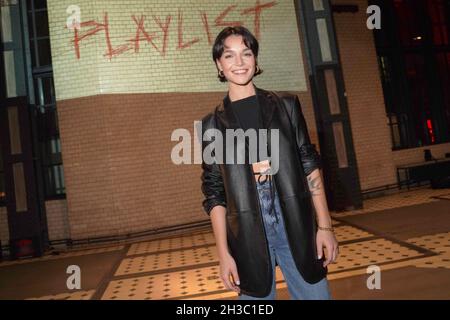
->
<box><xmin>239</xmin><ymin>177</ymin><xmax>332</xmax><ymax>300</ymax></box>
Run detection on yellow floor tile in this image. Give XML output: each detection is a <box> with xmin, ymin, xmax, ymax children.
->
<box><xmin>26</xmin><ymin>290</ymin><xmax>95</xmax><ymax>300</ymax></box>
<box><xmin>117</xmin><ymin>246</ymin><xmax>217</xmax><ymax>276</ymax></box>
<box><xmin>328</xmin><ymin>238</ymin><xmax>425</xmax><ymax>273</ymax></box>
<box><xmin>127</xmin><ymin>232</ymin><xmax>216</xmax><ymax>256</ymax></box>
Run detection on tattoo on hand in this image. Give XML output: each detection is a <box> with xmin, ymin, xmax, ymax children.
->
<box><xmin>307</xmin><ymin>176</ymin><xmax>321</xmax><ymax>196</ymax></box>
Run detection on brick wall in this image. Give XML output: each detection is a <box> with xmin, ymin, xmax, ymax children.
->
<box><xmin>332</xmin><ymin>0</ymin><xmax>397</xmax><ymax>190</ymax></box>
<box><xmin>55</xmin><ymin>88</ymin><xmax>317</xmax><ymax>240</ymax></box>
<box><xmin>48</xmin><ymin>0</ymin><xmax>308</xmax><ymax>100</ymax></box>
<box><xmin>57</xmin><ymin>93</ymin><xmax>220</xmax><ymax>239</ymax></box>
<box><xmin>45</xmin><ymin>199</ymin><xmax>70</xmax><ymax>241</ymax></box>
<box><xmin>392</xmin><ymin>144</ymin><xmax>450</xmax><ymax>166</ymax></box>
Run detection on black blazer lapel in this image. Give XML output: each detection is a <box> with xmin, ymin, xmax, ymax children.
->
<box><xmin>215</xmin><ymin>84</ymin><xmax>277</xmax><ymax>130</ymax></box>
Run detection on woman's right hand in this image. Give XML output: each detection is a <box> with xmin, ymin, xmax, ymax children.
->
<box><xmin>209</xmin><ymin>206</ymin><xmax>240</xmax><ymax>293</ymax></box>
<box><xmin>219</xmin><ymin>252</ymin><xmax>241</xmax><ymax>293</ymax></box>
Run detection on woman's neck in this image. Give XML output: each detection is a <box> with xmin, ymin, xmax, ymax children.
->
<box><xmin>228</xmin><ymin>82</ymin><xmax>256</xmax><ymax>102</ymax></box>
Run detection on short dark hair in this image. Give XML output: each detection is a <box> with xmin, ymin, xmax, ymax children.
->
<box><xmin>212</xmin><ymin>26</ymin><xmax>263</xmax><ymax>82</ymax></box>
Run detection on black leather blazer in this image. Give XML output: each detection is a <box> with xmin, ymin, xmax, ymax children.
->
<box><xmin>200</xmin><ymin>85</ymin><xmax>327</xmax><ymax>297</ymax></box>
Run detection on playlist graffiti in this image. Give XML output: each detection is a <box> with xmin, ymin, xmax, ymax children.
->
<box><xmin>66</xmin><ymin>1</ymin><xmax>277</xmax><ymax>60</ymax></box>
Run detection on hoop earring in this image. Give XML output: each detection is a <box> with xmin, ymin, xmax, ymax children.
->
<box><xmin>218</xmin><ymin>70</ymin><xmax>224</xmax><ymax>78</ymax></box>
<box><xmin>255</xmin><ymin>65</ymin><xmax>260</xmax><ymax>74</ymax></box>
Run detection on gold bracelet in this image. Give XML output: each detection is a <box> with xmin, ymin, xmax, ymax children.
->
<box><xmin>318</xmin><ymin>226</ymin><xmax>334</xmax><ymax>232</ymax></box>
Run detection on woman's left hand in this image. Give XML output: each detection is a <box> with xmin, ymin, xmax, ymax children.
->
<box><xmin>316</xmin><ymin>229</ymin><xmax>339</xmax><ymax>267</ymax></box>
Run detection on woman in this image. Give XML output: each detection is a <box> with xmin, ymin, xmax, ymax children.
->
<box><xmin>200</xmin><ymin>26</ymin><xmax>338</xmax><ymax>300</ymax></box>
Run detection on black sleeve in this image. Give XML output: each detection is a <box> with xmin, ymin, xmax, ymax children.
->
<box><xmin>289</xmin><ymin>95</ymin><xmax>322</xmax><ymax>176</ymax></box>
<box><xmin>199</xmin><ymin>114</ymin><xmax>227</xmax><ymax>215</ymax></box>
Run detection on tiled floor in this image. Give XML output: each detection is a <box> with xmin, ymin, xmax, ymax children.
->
<box><xmin>126</xmin><ymin>233</ymin><xmax>216</xmax><ymax>256</ymax></box>
<box><xmin>116</xmin><ymin>245</ymin><xmax>217</xmax><ymax>276</ymax></box>
<box><xmin>335</xmin><ymin>187</ymin><xmax>447</xmax><ymax>217</ymax></box>
<box><xmin>406</xmin><ymin>232</ymin><xmax>450</xmax><ymax>269</ymax></box>
<box><xmin>26</xmin><ymin>290</ymin><xmax>96</xmax><ymax>300</ymax></box>
<box><xmin>1</xmin><ymin>187</ymin><xmax>449</xmax><ymax>300</ymax></box>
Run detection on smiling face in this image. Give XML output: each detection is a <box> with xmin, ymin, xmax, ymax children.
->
<box><xmin>215</xmin><ymin>35</ymin><xmax>257</xmax><ymax>89</ymax></box>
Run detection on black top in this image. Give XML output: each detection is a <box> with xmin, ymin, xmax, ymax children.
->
<box><xmin>230</xmin><ymin>95</ymin><xmax>260</xmax><ymax>132</ymax></box>
<box><xmin>230</xmin><ymin>94</ymin><xmax>267</xmax><ymax>163</ymax></box>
